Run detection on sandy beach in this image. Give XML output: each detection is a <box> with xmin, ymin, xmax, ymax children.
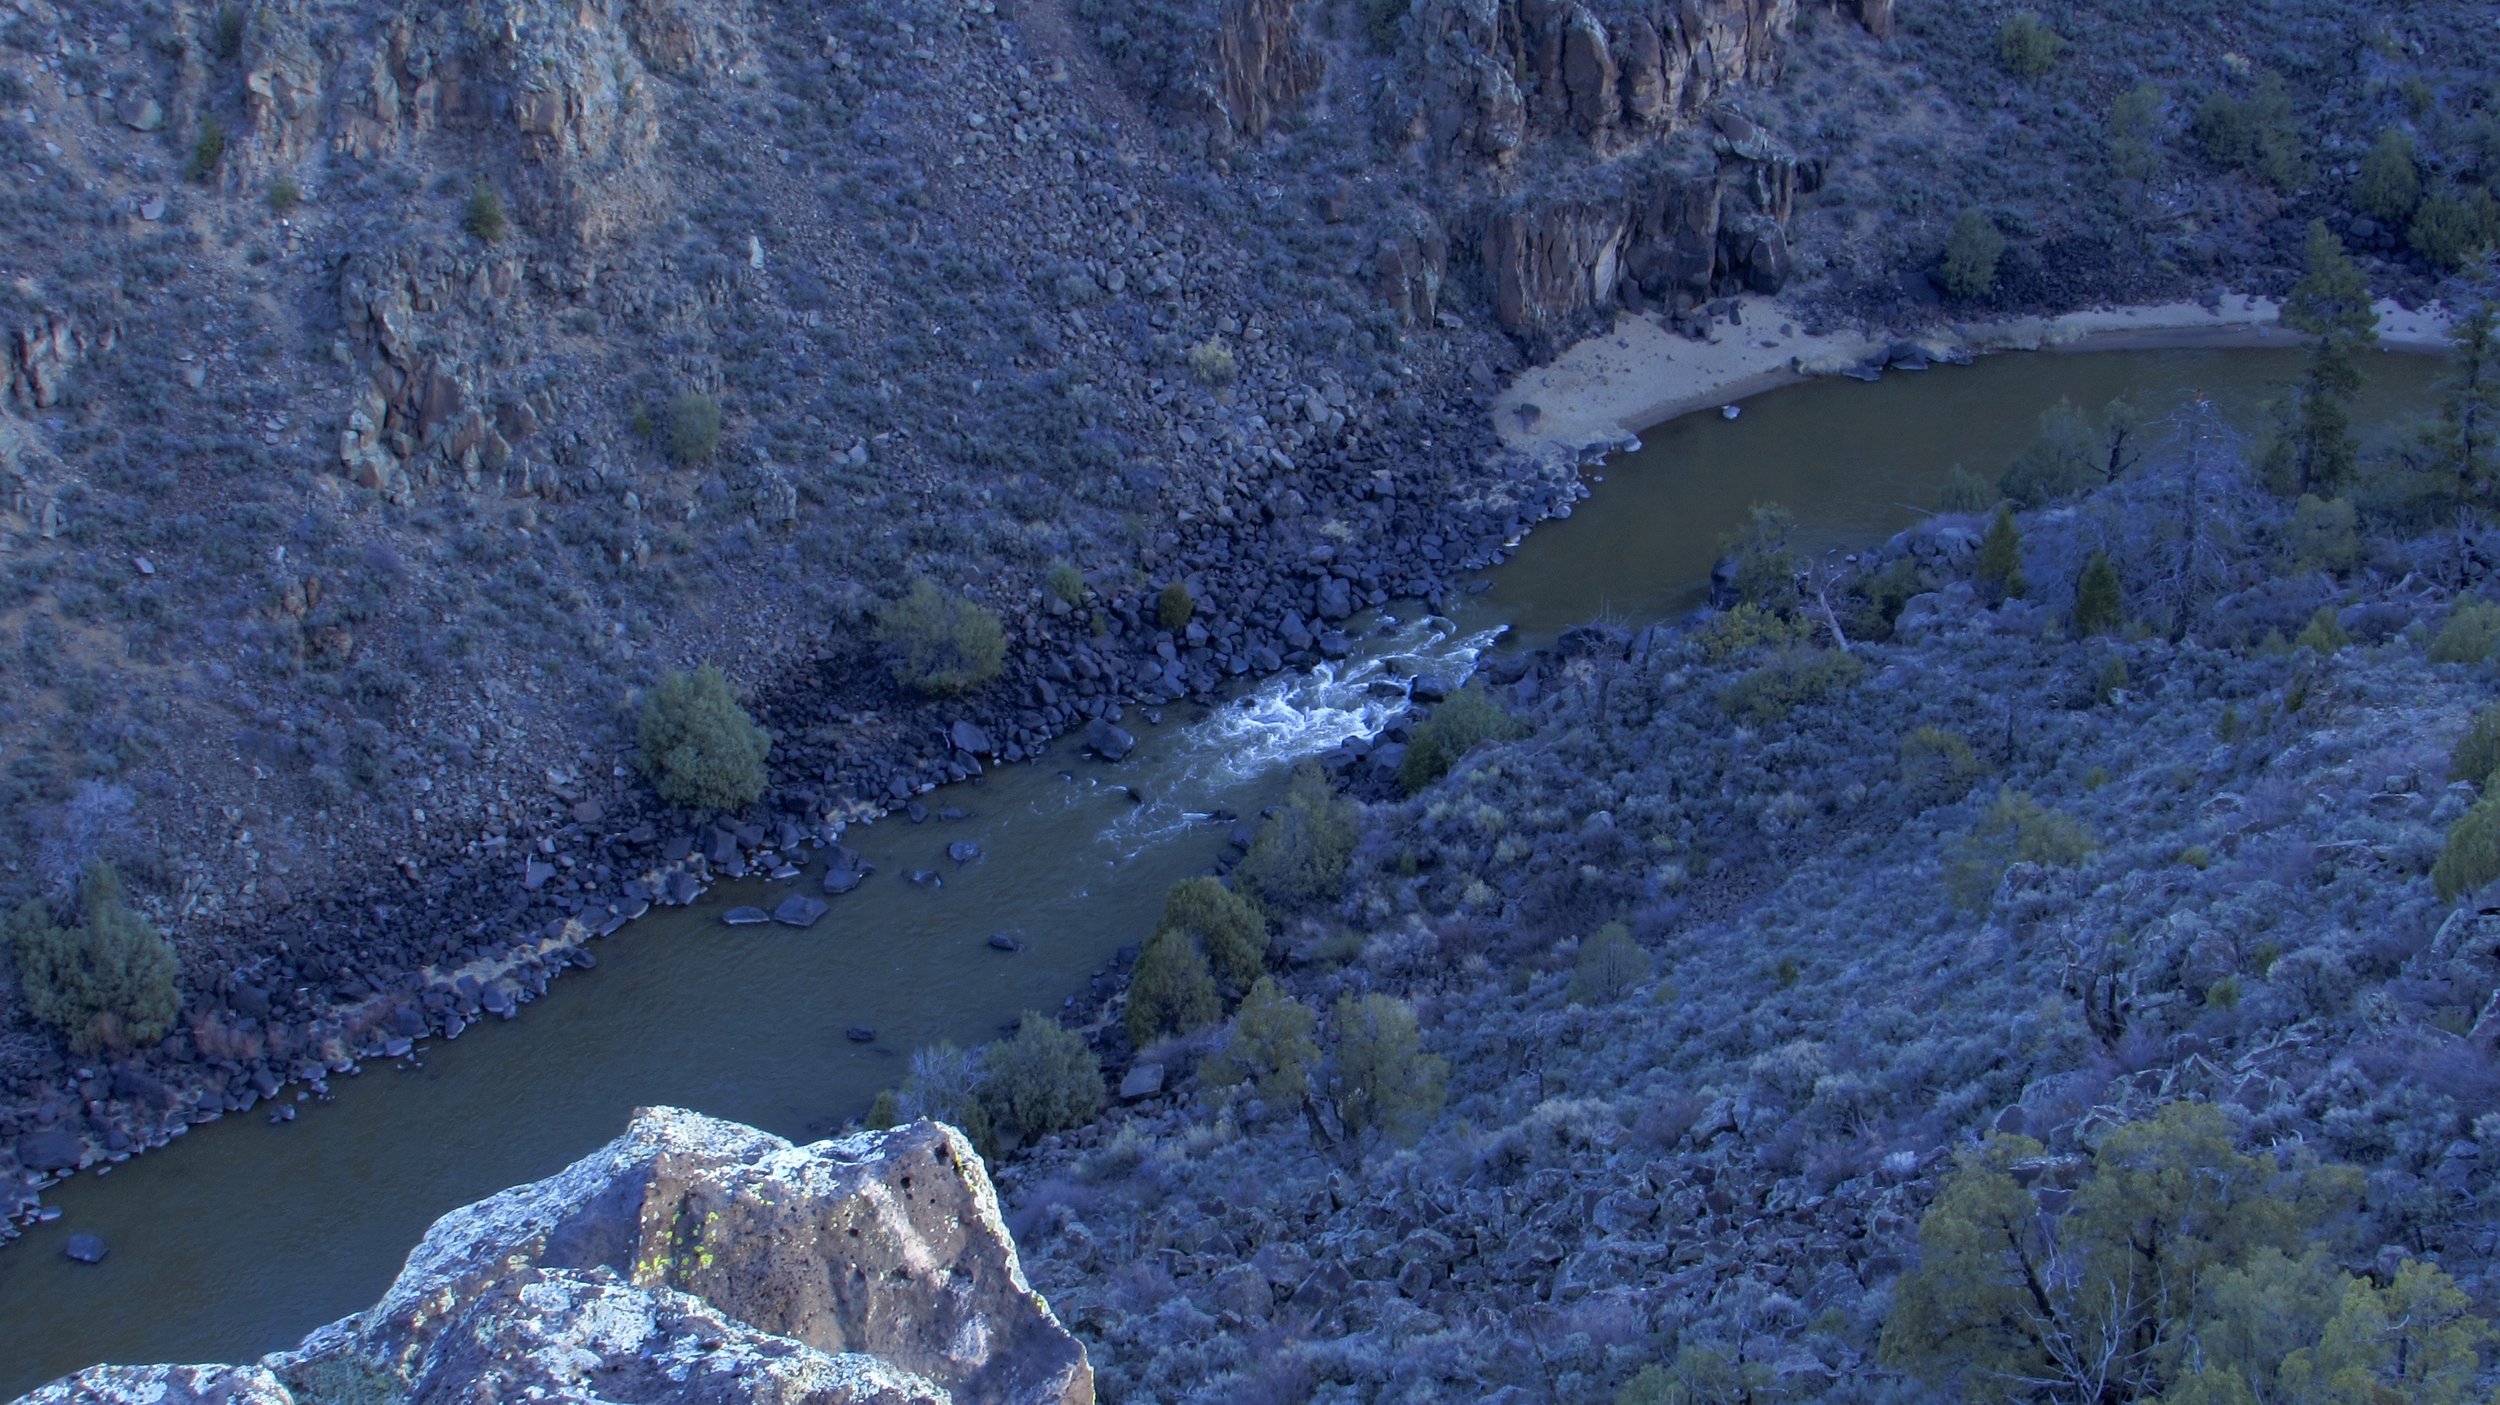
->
<box><xmin>1493</xmin><ymin>292</ymin><xmax>2459</xmax><ymax>459</ymax></box>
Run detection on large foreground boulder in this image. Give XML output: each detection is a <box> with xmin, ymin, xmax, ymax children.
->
<box><xmin>20</xmin><ymin>1111</ymin><xmax>1091</xmax><ymax>1405</ymax></box>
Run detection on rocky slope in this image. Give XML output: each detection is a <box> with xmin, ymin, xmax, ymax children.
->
<box><xmin>17</xmin><ymin>1110</ymin><xmax>1091</xmax><ymax>1405</ymax></box>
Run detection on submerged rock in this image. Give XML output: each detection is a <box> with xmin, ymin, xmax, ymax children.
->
<box><xmin>22</xmin><ymin>1111</ymin><xmax>1092</xmax><ymax>1405</ymax></box>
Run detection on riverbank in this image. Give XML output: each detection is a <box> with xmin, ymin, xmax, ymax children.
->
<box><xmin>1495</xmin><ymin>292</ymin><xmax>2460</xmax><ymax>460</ymax></box>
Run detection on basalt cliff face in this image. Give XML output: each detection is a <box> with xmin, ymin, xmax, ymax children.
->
<box><xmin>1112</xmin><ymin>0</ymin><xmax>1873</xmax><ymax>351</ymax></box>
<box><xmin>18</xmin><ymin>1112</ymin><xmax>1091</xmax><ymax>1405</ymax></box>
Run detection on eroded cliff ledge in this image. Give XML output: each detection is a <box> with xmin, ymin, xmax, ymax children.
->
<box><xmin>18</xmin><ymin>1112</ymin><xmax>1091</xmax><ymax>1405</ymax></box>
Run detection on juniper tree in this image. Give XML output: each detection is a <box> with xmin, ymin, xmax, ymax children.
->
<box><xmin>1976</xmin><ymin>504</ymin><xmax>2027</xmax><ymax>604</ymax></box>
<box><xmin>636</xmin><ymin>665</ymin><xmax>770</xmax><ymax>813</ymax></box>
<box><xmin>1124</xmin><ymin>926</ymin><xmax>1219</xmax><ymax>1047</ymax></box>
<box><xmin>8</xmin><ymin>863</ymin><xmax>181</xmax><ymax>1054</ymax></box>
<box><xmin>1324</xmin><ymin>992</ymin><xmax>1447</xmax><ymax>1149</ymax></box>
<box><xmin>980</xmin><ymin>1013</ymin><xmax>1103</xmax><ymax>1142</ymax></box>
<box><xmin>1203</xmin><ymin>975</ymin><xmax>1319</xmax><ymax>1107</ymax></box>
<box><xmin>2071</xmin><ymin>551</ymin><xmax>2123</xmax><ymax>635</ymax></box>
<box><xmin>1158</xmin><ymin>877</ymin><xmax>1266</xmax><ymax>992</ymax></box>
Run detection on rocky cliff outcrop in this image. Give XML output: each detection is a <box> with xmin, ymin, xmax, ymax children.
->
<box><xmin>18</xmin><ymin>1112</ymin><xmax>1092</xmax><ymax>1405</ymax></box>
<box><xmin>1094</xmin><ymin>0</ymin><xmax>1859</xmax><ymax>349</ymax></box>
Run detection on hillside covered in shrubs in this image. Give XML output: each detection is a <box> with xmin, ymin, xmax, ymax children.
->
<box><xmin>932</xmin><ymin>300</ymin><xmax>2500</xmax><ymax>1401</ymax></box>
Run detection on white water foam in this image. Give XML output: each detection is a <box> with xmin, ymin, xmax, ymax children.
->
<box><xmin>1102</xmin><ymin>615</ymin><xmax>1507</xmax><ymax>854</ymax></box>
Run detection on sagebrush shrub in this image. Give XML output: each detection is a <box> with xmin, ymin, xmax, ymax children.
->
<box><xmin>1399</xmin><ymin>686</ymin><xmax>1528</xmax><ymax>792</ymax></box>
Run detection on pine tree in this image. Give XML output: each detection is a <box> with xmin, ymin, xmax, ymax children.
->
<box><xmin>1324</xmin><ymin>992</ymin><xmax>1447</xmax><ymax>1148</ymax></box>
<box><xmin>2281</xmin><ymin>222</ymin><xmax>2379</xmax><ymax>496</ymax></box>
<box><xmin>2071</xmin><ymin>550</ymin><xmax>2123</xmax><ymax>635</ymax></box>
<box><xmin>1975</xmin><ymin>504</ymin><xmax>2027</xmax><ymax>604</ymax></box>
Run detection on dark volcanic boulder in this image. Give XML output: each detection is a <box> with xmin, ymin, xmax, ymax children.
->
<box><xmin>23</xmin><ymin>1112</ymin><xmax>1093</xmax><ymax>1405</ymax></box>
<box><xmin>772</xmin><ymin>895</ymin><xmax>829</xmax><ymax>928</ymax></box>
<box><xmin>1084</xmin><ymin>719</ymin><xmax>1136</xmax><ymax>761</ymax></box>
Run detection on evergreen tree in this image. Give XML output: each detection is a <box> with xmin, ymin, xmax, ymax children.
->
<box><xmin>636</xmin><ymin>665</ymin><xmax>771</xmax><ymax>813</ymax></box>
<box><xmin>8</xmin><ymin>863</ymin><xmax>181</xmax><ymax>1054</ymax></box>
<box><xmin>1124</xmin><ymin>927</ymin><xmax>1219</xmax><ymax>1047</ymax></box>
<box><xmin>1941</xmin><ymin>209</ymin><xmax>2006</xmax><ymax>299</ymax></box>
<box><xmin>980</xmin><ymin>1013</ymin><xmax>1103</xmax><ymax>1142</ymax></box>
<box><xmin>1975</xmin><ymin>504</ymin><xmax>2027</xmax><ymax>604</ymax></box>
<box><xmin>1158</xmin><ymin>877</ymin><xmax>1266</xmax><ymax>992</ymax></box>
<box><xmin>1324</xmin><ymin>992</ymin><xmax>1447</xmax><ymax>1148</ymax></box>
<box><xmin>1567</xmin><ymin>922</ymin><xmax>1651</xmax><ymax>1005</ymax></box>
<box><xmin>1236</xmin><ymin>765</ymin><xmax>1359</xmax><ymax>911</ymax></box>
<box><xmin>2281</xmin><ymin>222</ymin><xmax>2379</xmax><ymax>496</ymax></box>
<box><xmin>2071</xmin><ymin>550</ymin><xmax>2123</xmax><ymax>635</ymax></box>
<box><xmin>1203</xmin><ymin>976</ymin><xmax>1320</xmax><ymax>1107</ymax></box>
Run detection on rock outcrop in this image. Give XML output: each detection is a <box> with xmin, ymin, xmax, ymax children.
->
<box><xmin>18</xmin><ymin>1112</ymin><xmax>1092</xmax><ymax>1405</ymax></box>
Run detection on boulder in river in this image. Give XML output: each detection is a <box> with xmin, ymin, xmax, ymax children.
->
<box><xmin>62</xmin><ymin>1233</ymin><xmax>107</xmax><ymax>1264</ymax></box>
<box><xmin>772</xmin><ymin>895</ymin><xmax>829</xmax><ymax>929</ymax></box>
<box><xmin>1084</xmin><ymin>719</ymin><xmax>1135</xmax><ymax>761</ymax></box>
<box><xmin>723</xmin><ymin>906</ymin><xmax>771</xmax><ymax>926</ymax></box>
<box><xmin>948</xmin><ymin>840</ymin><xmax>982</xmax><ymax>864</ymax></box>
<box><xmin>846</xmin><ymin>1026</ymin><xmax>877</xmax><ymax>1043</ymax></box>
<box><xmin>988</xmin><ymin>933</ymin><xmax>1025</xmax><ymax>952</ymax></box>
<box><xmin>19</xmin><ymin>1111</ymin><xmax>1093</xmax><ymax>1405</ymax></box>
<box><xmin>823</xmin><ymin>866</ymin><xmax>867</xmax><ymax>895</ymax></box>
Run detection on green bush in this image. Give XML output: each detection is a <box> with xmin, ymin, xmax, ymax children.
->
<box><xmin>1945</xmin><ymin>787</ymin><xmax>2093</xmax><ymax>911</ymax></box>
<box><xmin>1187</xmin><ymin>337</ymin><xmax>1236</xmax><ymax>384</ymax></box>
<box><xmin>2435</xmin><ymin>794</ymin><xmax>2500</xmax><ymax>901</ymax></box>
<box><xmin>1203</xmin><ymin>976</ymin><xmax>1319</xmax><ymax>1106</ymax></box>
<box><xmin>2356</xmin><ymin>128</ymin><xmax>2423</xmax><ymax>222</ymax></box>
<box><xmin>1897</xmin><ymin>726</ymin><xmax>1986</xmax><ymax>806</ymax></box>
<box><xmin>2450</xmin><ymin>706</ymin><xmax>2500</xmax><ymax>785</ymax></box>
<box><xmin>1160</xmin><ymin>877</ymin><xmax>1265</xmax><ymax>991</ymax></box>
<box><xmin>1941</xmin><ymin>209</ymin><xmax>2005</xmax><ymax>299</ymax></box>
<box><xmin>1044</xmin><ymin>562</ymin><xmax>1087</xmax><ymax>605</ymax></box>
<box><xmin>1718</xmin><ymin>648</ymin><xmax>1866</xmax><ymax>726</ymax></box>
<box><xmin>1718</xmin><ymin>503</ymin><xmax>1800</xmax><ymax>610</ymax></box>
<box><xmin>980</xmin><ymin>1013</ymin><xmax>1103</xmax><ymax>1142</ymax></box>
<box><xmin>465</xmin><ymin>183</ymin><xmax>509</xmax><ymax>243</ymax></box>
<box><xmin>2409</xmin><ymin>188</ymin><xmax>2500</xmax><ymax>272</ymax></box>
<box><xmin>187</xmin><ymin>118</ymin><xmax>226</xmax><ymax>183</ymax></box>
<box><xmin>266</xmin><ymin>177</ymin><xmax>300</xmax><ymax>215</ymax></box>
<box><xmin>2294</xmin><ymin>606</ymin><xmax>2349</xmax><ymax>654</ymax></box>
<box><xmin>1995</xmin><ymin>13</ymin><xmax>2065</xmax><ymax>79</ymax></box>
<box><xmin>2284</xmin><ymin>494</ymin><xmax>2358</xmax><ymax>573</ymax></box>
<box><xmin>1236</xmin><ymin>765</ymin><xmax>1358</xmax><ymax>911</ymax></box>
<box><xmin>1938</xmin><ymin>464</ymin><xmax>1996</xmax><ymax>513</ymax></box>
<box><xmin>1567</xmin><ymin>922</ymin><xmax>1650</xmax><ymax>1005</ymax></box>
<box><xmin>1975</xmin><ymin>504</ymin><xmax>2027</xmax><ymax>606</ymax></box>
<box><xmin>1325</xmin><ymin>992</ymin><xmax>1446</xmax><ymax>1147</ymax></box>
<box><xmin>1700</xmin><ymin>601</ymin><xmax>1813</xmax><ymax>663</ymax></box>
<box><xmin>1155</xmin><ymin>581</ymin><xmax>1194</xmax><ymax>632</ymax></box>
<box><xmin>875</xmin><ymin>580</ymin><xmax>1006</xmax><ymax>696</ymax></box>
<box><xmin>2071</xmin><ymin>551</ymin><xmax>2123</xmax><ymax>635</ymax></box>
<box><xmin>1125</xmin><ymin>927</ymin><xmax>1219</xmax><ymax>1047</ymax></box>
<box><xmin>2193</xmin><ymin>71</ymin><xmax>2305</xmax><ymax>187</ymax></box>
<box><xmin>665</xmin><ymin>390</ymin><xmax>722</xmax><ymax>467</ymax></box>
<box><xmin>2430</xmin><ymin>597</ymin><xmax>2500</xmax><ymax>664</ymax></box>
<box><xmin>8</xmin><ymin>864</ymin><xmax>181</xmax><ymax>1054</ymax></box>
<box><xmin>636</xmin><ymin>665</ymin><xmax>771</xmax><ymax>812</ymax></box>
<box><xmin>1398</xmin><ymin>685</ymin><xmax>1529</xmax><ymax>792</ymax></box>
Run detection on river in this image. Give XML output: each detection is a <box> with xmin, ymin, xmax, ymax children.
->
<box><xmin>0</xmin><ymin>343</ymin><xmax>2444</xmax><ymax>1395</ymax></box>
